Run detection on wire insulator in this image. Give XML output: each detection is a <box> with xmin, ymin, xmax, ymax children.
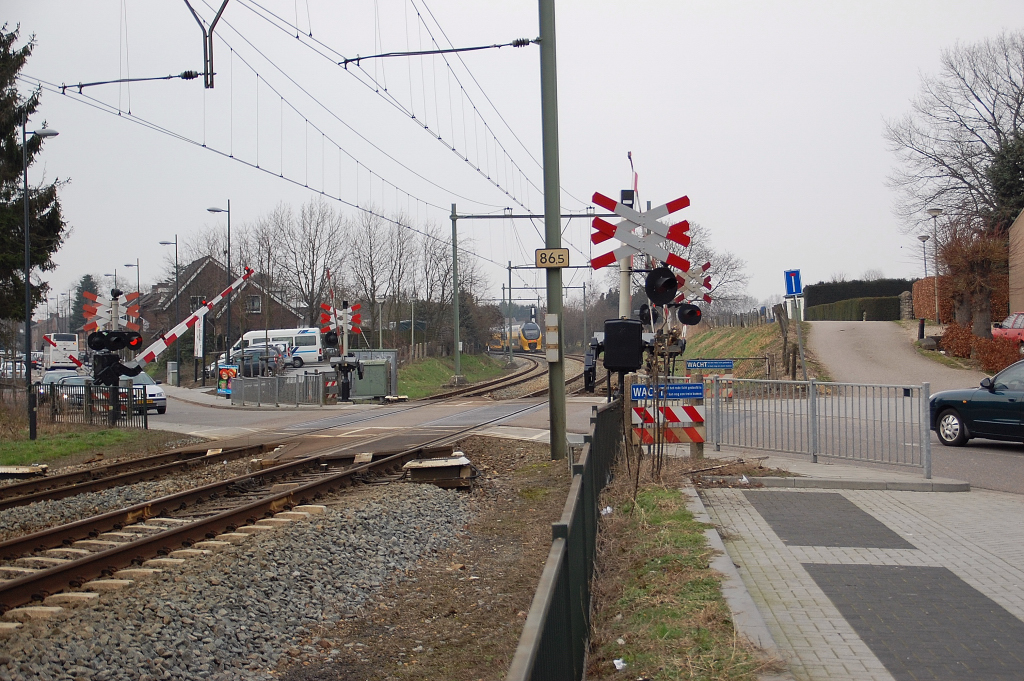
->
<box><xmin>511</xmin><ymin>38</ymin><xmax>532</xmax><ymax>48</ymax></box>
<box><xmin>180</xmin><ymin>70</ymin><xmax>201</xmax><ymax>80</ymax></box>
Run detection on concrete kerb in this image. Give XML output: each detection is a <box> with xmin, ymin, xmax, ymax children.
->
<box><xmin>682</xmin><ymin>485</ymin><xmax>796</xmax><ymax>681</ymax></box>
<box><xmin>163</xmin><ymin>385</ymin><xmax>374</xmax><ymax>412</ymax></box>
<box><xmin>702</xmin><ymin>476</ymin><xmax>970</xmax><ymax>492</ymax></box>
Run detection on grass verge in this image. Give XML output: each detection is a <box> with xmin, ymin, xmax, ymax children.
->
<box><xmin>0</xmin><ymin>426</ymin><xmax>195</xmax><ymax>467</ymax></box>
<box><xmin>397</xmin><ymin>353</ymin><xmax>509</xmax><ymax>399</ymax></box>
<box><xmin>587</xmin><ymin>457</ymin><xmax>776</xmax><ymax>680</ymax></box>
<box><xmin>679</xmin><ymin>322</ymin><xmax>831</xmax><ymax>381</ymax></box>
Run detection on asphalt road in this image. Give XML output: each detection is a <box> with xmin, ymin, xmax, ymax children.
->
<box><xmin>808</xmin><ymin>321</ymin><xmax>1024</xmax><ymax>494</ymax></box>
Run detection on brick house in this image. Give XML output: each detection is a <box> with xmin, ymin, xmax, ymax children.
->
<box><xmin>138</xmin><ymin>256</ymin><xmax>301</xmax><ymax>358</ymax></box>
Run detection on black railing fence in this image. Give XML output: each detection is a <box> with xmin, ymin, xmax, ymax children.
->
<box><xmin>506</xmin><ymin>398</ymin><xmax>623</xmax><ymax>681</ymax></box>
<box><xmin>38</xmin><ymin>383</ymin><xmax>149</xmax><ymax>429</ymax></box>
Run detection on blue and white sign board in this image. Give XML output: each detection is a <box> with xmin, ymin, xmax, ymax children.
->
<box><xmin>631</xmin><ymin>383</ymin><xmax>704</xmax><ymax>401</ymax></box>
<box><xmin>686</xmin><ymin>359</ymin><xmax>734</xmax><ymax>371</ymax></box>
<box><xmin>784</xmin><ymin>269</ymin><xmax>802</xmax><ymax>297</ymax></box>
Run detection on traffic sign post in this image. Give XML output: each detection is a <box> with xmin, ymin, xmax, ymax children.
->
<box><xmin>783</xmin><ymin>270</ymin><xmax>808</xmax><ymax>381</ymax></box>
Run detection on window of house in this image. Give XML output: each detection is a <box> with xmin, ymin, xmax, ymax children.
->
<box><xmin>247</xmin><ymin>295</ymin><xmax>262</xmax><ymax>314</ymax></box>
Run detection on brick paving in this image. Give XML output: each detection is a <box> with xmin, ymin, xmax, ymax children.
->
<box><xmin>702</xmin><ymin>484</ymin><xmax>1024</xmax><ymax>680</ymax></box>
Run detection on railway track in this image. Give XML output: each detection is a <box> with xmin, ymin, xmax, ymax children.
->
<box><xmin>425</xmin><ymin>355</ymin><xmax>544</xmax><ymax>399</ymax></box>
<box><xmin>0</xmin><ymin>400</ymin><xmax>544</xmax><ymax>614</ymax></box>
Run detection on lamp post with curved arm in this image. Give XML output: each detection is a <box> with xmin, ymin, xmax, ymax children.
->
<box><xmin>927</xmin><ymin>208</ymin><xmax>943</xmax><ymax>327</ymax></box>
<box><xmin>23</xmin><ymin>118</ymin><xmax>59</xmax><ymax>440</ymax></box>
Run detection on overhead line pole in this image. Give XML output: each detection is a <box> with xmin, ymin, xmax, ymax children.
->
<box><xmin>538</xmin><ymin>0</ymin><xmax>566</xmax><ymax>461</ymax></box>
<box><xmin>451</xmin><ymin>204</ymin><xmax>462</xmax><ymax>382</ymax></box>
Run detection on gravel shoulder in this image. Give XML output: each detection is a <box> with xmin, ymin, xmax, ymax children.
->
<box><xmin>807</xmin><ymin>320</ymin><xmax>987</xmax><ymax>392</ymax></box>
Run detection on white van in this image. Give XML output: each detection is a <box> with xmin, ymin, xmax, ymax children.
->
<box><xmin>230</xmin><ymin>327</ymin><xmax>326</xmax><ymax>368</ymax></box>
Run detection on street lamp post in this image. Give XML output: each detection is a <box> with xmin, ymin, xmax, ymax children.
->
<box><xmin>23</xmin><ymin>116</ymin><xmax>59</xmax><ymax>440</ymax></box>
<box><xmin>124</xmin><ymin>258</ymin><xmax>141</xmax><ymax>301</ymax></box>
<box><xmin>159</xmin><ymin>237</ymin><xmax>179</xmax><ymax>386</ymax></box>
<box><xmin>917</xmin><ymin>234</ymin><xmax>930</xmax><ymax>279</ymax></box>
<box><xmin>377</xmin><ymin>298</ymin><xmax>385</xmax><ymax>350</ymax></box>
<box><xmin>926</xmin><ymin>208</ymin><xmax>943</xmax><ymax>327</ymax></box>
<box><xmin>208</xmin><ymin>202</ymin><xmax>231</xmax><ymax>353</ymax></box>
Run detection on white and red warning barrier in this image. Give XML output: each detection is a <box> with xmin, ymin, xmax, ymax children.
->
<box><xmin>631</xmin><ymin>405</ymin><xmax>706</xmax><ymax>444</ymax></box>
<box><xmin>125</xmin><ymin>267</ymin><xmax>255</xmax><ymax>370</ymax></box>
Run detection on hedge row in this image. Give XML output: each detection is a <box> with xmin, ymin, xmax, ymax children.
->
<box><xmin>940</xmin><ymin>323</ymin><xmax>1020</xmax><ymax>373</ymax></box>
<box><xmin>804</xmin><ymin>279</ymin><xmax>914</xmax><ymax>307</ymax></box>
<box><xmin>804</xmin><ymin>296</ymin><xmax>901</xmax><ymax>321</ymax></box>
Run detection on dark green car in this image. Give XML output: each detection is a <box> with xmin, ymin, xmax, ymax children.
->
<box><xmin>930</xmin><ymin>361</ymin><xmax>1024</xmax><ymax>446</ymax></box>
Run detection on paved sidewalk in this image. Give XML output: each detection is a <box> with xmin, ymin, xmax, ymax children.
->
<box><xmin>699</xmin><ymin>452</ymin><xmax>1024</xmax><ymax>680</ymax></box>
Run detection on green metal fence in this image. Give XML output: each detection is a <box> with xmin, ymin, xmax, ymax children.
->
<box><xmin>506</xmin><ymin>398</ymin><xmax>623</xmax><ymax>681</ymax></box>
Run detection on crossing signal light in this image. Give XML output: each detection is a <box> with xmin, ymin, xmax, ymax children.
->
<box><xmin>88</xmin><ymin>330</ymin><xmax>143</xmax><ymax>352</ymax></box>
<box><xmin>639</xmin><ymin>304</ymin><xmax>661</xmax><ymax>327</ymax></box>
<box><xmin>676</xmin><ymin>303</ymin><xmax>702</xmax><ymax>326</ymax></box>
<box><xmin>323</xmin><ymin>331</ymin><xmax>339</xmax><ymax>348</ymax></box>
<box><xmin>645</xmin><ymin>266</ymin><xmax>678</xmax><ymax>306</ymax></box>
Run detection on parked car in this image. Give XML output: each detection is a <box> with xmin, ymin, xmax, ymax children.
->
<box><xmin>992</xmin><ymin>313</ymin><xmax>1024</xmax><ymax>353</ymax></box>
<box><xmin>38</xmin><ymin>369</ymin><xmax>80</xmax><ymax>399</ymax></box>
<box><xmin>231</xmin><ymin>347</ymin><xmax>283</xmax><ymax>377</ymax></box>
<box><xmin>53</xmin><ymin>373</ymin><xmax>165</xmax><ymax>414</ymax></box>
<box><xmin>931</xmin><ymin>359</ymin><xmax>1024</xmax><ymax>446</ymax></box>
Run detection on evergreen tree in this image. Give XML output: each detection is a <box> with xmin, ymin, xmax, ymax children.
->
<box><xmin>0</xmin><ymin>24</ymin><xmax>69</xmax><ymax>321</ymax></box>
<box><xmin>986</xmin><ymin>132</ymin><xmax>1024</xmax><ymax>234</ymax></box>
<box><xmin>69</xmin><ymin>273</ymin><xmax>98</xmax><ymax>332</ymax></box>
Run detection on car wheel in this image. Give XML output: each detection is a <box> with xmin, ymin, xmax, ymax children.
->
<box><xmin>1018</xmin><ymin>342</ymin><xmax>1024</xmax><ymax>356</ymax></box>
<box><xmin>292</xmin><ymin>357</ymin><xmax>303</xmax><ymax>368</ymax></box>
<box><xmin>937</xmin><ymin>409</ymin><xmax>969</xmax><ymax>447</ymax></box>
<box><xmin>157</xmin><ymin>407</ymin><xmax>166</xmax><ymax>414</ymax></box>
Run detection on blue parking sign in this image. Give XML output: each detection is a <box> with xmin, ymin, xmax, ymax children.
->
<box><xmin>784</xmin><ymin>270</ymin><xmax>802</xmax><ymax>296</ymax></box>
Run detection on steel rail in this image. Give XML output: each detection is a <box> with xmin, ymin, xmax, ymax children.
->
<box><xmin>425</xmin><ymin>355</ymin><xmax>542</xmax><ymax>399</ymax></box>
<box><xmin>0</xmin><ymin>443</ymin><xmax>277</xmax><ymax>512</ymax></box>
<box><xmin>0</xmin><ymin>400</ymin><xmax>546</xmax><ymax>612</ymax></box>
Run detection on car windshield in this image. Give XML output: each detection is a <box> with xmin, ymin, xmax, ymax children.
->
<box><xmin>132</xmin><ymin>373</ymin><xmax>156</xmax><ymax>385</ymax></box>
<box><xmin>56</xmin><ymin>376</ymin><xmax>87</xmax><ymax>385</ymax></box>
<box><xmin>42</xmin><ymin>371</ymin><xmax>77</xmax><ymax>383</ymax></box>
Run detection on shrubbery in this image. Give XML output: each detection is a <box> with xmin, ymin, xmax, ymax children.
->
<box><xmin>804</xmin><ymin>279</ymin><xmax>914</xmax><ymax>307</ymax></box>
<box><xmin>939</xmin><ymin>323</ymin><xmax>1020</xmax><ymax>373</ymax></box>
<box><xmin>804</xmin><ymin>296</ymin><xmax>901</xmax><ymax>321</ymax></box>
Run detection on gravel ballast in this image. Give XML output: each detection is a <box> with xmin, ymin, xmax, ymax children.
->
<box><xmin>0</xmin><ymin>483</ymin><xmax>470</xmax><ymax>681</ymax></box>
<box><xmin>0</xmin><ymin>458</ymin><xmax>253</xmax><ymax>543</ymax></box>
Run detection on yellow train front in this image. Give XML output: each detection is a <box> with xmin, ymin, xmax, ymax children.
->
<box><xmin>517</xmin><ymin>321</ymin><xmax>542</xmax><ymax>353</ymax></box>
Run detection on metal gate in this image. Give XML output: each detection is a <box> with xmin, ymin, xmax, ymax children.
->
<box><xmin>708</xmin><ymin>378</ymin><xmax>932</xmax><ymax>478</ymax></box>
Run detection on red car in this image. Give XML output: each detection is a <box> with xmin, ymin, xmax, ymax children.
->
<box><xmin>992</xmin><ymin>313</ymin><xmax>1024</xmax><ymax>352</ymax></box>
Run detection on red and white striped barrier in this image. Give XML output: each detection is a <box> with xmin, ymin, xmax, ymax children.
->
<box><xmin>631</xmin><ymin>405</ymin><xmax>706</xmax><ymax>444</ymax></box>
<box><xmin>125</xmin><ymin>267</ymin><xmax>255</xmax><ymax>370</ymax></box>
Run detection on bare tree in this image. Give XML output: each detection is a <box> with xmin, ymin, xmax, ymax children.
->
<box><xmin>277</xmin><ymin>198</ymin><xmax>345</xmax><ymax>326</ymax></box>
<box><xmin>862</xmin><ymin>268</ymin><xmax>885</xmax><ymax>281</ymax></box>
<box><xmin>885</xmin><ymin>30</ymin><xmax>1024</xmax><ymax>227</ymax></box>
<box><xmin>661</xmin><ymin>221</ymin><xmax>749</xmax><ymax>308</ymax></box>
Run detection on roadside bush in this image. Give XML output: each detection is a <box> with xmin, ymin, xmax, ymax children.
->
<box><xmin>804</xmin><ymin>296</ymin><xmax>900</xmax><ymax>321</ymax></box>
<box><xmin>974</xmin><ymin>337</ymin><xmax>1019</xmax><ymax>373</ymax></box>
<box><xmin>939</xmin><ymin>323</ymin><xmax>1019</xmax><ymax>373</ymax></box>
<box><xmin>939</xmin><ymin>323</ymin><xmax>973</xmax><ymax>358</ymax></box>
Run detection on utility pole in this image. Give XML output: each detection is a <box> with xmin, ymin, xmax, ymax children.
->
<box><xmin>539</xmin><ymin>0</ymin><xmax>566</xmax><ymax>461</ymax></box>
<box><xmin>508</xmin><ymin>261</ymin><xmax>514</xmax><ymax>364</ymax></box>
<box><xmin>450</xmin><ymin>203</ymin><xmax>462</xmax><ymax>382</ymax></box>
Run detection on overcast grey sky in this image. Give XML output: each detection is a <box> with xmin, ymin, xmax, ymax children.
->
<box><xmin>10</xmin><ymin>1</ymin><xmax>1024</xmax><ymax>317</ymax></box>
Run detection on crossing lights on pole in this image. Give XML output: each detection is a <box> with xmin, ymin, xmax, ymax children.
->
<box><xmin>88</xmin><ymin>330</ymin><xmax>144</xmax><ymax>386</ymax></box>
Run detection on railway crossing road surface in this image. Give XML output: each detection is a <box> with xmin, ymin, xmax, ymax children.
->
<box><xmin>807</xmin><ymin>321</ymin><xmax>1024</xmax><ymax>495</ymax></box>
<box><xmin>150</xmin><ymin>385</ymin><xmax>606</xmax><ymax>453</ymax></box>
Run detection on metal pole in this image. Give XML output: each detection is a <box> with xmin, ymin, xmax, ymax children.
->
<box><xmin>808</xmin><ymin>378</ymin><xmax>818</xmax><ymax>464</ymax></box>
<box><xmin>582</xmin><ymin>282</ymin><xmax>587</xmax><ymax>348</ymax></box>
<box><xmin>450</xmin><ymin>203</ymin><xmax>461</xmax><ymax>379</ymax></box>
<box><xmin>174</xmin><ymin>237</ymin><xmax>180</xmax><ymax>387</ymax></box>
<box><xmin>793</xmin><ymin>296</ymin><xmax>808</xmax><ymax>382</ymax></box>
<box><xmin>411</xmin><ymin>297</ymin><xmax>415</xmax><ymax>349</ymax></box>
<box><xmin>539</xmin><ymin>0</ymin><xmax>566</xmax><ymax>461</ymax></box>
<box><xmin>931</xmin><ymin>214</ymin><xmax>941</xmax><ymax>327</ymax></box>
<box><xmin>22</xmin><ymin>112</ymin><xmax>36</xmax><ymax>440</ymax></box>
<box><xmin>507</xmin><ymin>261</ymin><xmax>513</xmax><ymax>364</ymax></box>
<box><xmin>226</xmin><ymin>199</ymin><xmax>232</xmax><ymax>354</ymax></box>
<box><xmin>378</xmin><ymin>299</ymin><xmax>384</xmax><ymax>350</ymax></box>
<box><xmin>921</xmin><ymin>382</ymin><xmax>932</xmax><ymax>479</ymax></box>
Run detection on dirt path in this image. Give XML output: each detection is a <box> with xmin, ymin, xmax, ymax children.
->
<box><xmin>807</xmin><ymin>321</ymin><xmax>987</xmax><ymax>392</ymax></box>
